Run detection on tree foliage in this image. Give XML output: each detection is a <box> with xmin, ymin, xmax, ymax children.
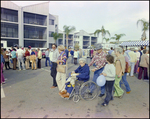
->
<box><xmin>63</xmin><ymin>25</ymin><xmax>76</xmax><ymax>49</ymax></box>
<box><xmin>52</xmin><ymin>32</ymin><xmax>63</xmax><ymax>44</ymax></box>
<box><xmin>137</xmin><ymin>19</ymin><xmax>149</xmax><ymax>41</ymax></box>
<box><xmin>94</xmin><ymin>26</ymin><xmax>111</xmax><ymax>43</ymax></box>
<box><xmin>111</xmin><ymin>34</ymin><xmax>126</xmax><ymax>43</ymax></box>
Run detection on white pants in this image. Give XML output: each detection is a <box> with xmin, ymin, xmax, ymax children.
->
<box><xmin>18</xmin><ymin>57</ymin><xmax>25</xmax><ymax>70</ymax></box>
<box><xmin>56</xmin><ymin>72</ymin><xmax>66</xmax><ymax>92</ymax></box>
<box><xmin>130</xmin><ymin>62</ymin><xmax>135</xmax><ymax>76</ymax></box>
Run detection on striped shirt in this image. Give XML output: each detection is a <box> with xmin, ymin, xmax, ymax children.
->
<box><xmin>57</xmin><ymin>51</ymin><xmax>67</xmax><ymax>65</ymax></box>
<box><xmin>89</xmin><ymin>51</ymin><xmax>106</xmax><ymax>70</ymax></box>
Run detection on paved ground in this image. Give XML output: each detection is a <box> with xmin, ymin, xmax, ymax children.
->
<box><xmin>1</xmin><ymin>57</ymin><xmax>149</xmax><ymax>118</ymax></box>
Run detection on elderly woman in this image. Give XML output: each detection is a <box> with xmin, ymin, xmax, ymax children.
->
<box><xmin>138</xmin><ymin>49</ymin><xmax>149</xmax><ymax>80</ymax></box>
<box><xmin>30</xmin><ymin>49</ymin><xmax>37</xmax><ymax>70</ymax></box>
<box><xmin>56</xmin><ymin>45</ymin><xmax>67</xmax><ymax>95</ymax></box>
<box><xmin>114</xmin><ymin>47</ymin><xmax>125</xmax><ymax>98</ymax></box>
<box><xmin>60</xmin><ymin>58</ymin><xmax>90</xmax><ymax>98</ymax></box>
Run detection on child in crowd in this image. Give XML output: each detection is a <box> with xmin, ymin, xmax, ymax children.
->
<box><xmin>100</xmin><ymin>54</ymin><xmax>116</xmax><ymax>106</ymax></box>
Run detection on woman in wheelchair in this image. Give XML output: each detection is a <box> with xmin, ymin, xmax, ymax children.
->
<box><xmin>59</xmin><ymin>58</ymin><xmax>90</xmax><ymax>98</ymax></box>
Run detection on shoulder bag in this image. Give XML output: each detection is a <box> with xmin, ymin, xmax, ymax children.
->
<box><xmin>57</xmin><ymin>52</ymin><xmax>66</xmax><ymax>73</ymax></box>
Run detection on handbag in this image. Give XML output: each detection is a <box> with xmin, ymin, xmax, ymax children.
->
<box><xmin>127</xmin><ymin>66</ymin><xmax>131</xmax><ymax>73</ymax></box>
<box><xmin>57</xmin><ymin>52</ymin><xmax>66</xmax><ymax>73</ymax></box>
<box><xmin>125</xmin><ymin>62</ymin><xmax>129</xmax><ymax>73</ymax></box>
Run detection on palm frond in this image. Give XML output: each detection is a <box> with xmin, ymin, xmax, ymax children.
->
<box><xmin>94</xmin><ymin>29</ymin><xmax>101</xmax><ymax>37</ymax></box>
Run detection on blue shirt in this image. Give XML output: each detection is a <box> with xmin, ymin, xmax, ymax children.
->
<box><xmin>75</xmin><ymin>64</ymin><xmax>90</xmax><ymax>82</ymax></box>
<box><xmin>11</xmin><ymin>51</ymin><xmax>17</xmax><ymax>58</ymax></box>
<box><xmin>45</xmin><ymin>50</ymin><xmax>49</xmax><ymax>57</ymax></box>
<box><xmin>125</xmin><ymin>50</ymin><xmax>131</xmax><ymax>60</ymax></box>
<box><xmin>70</xmin><ymin>50</ymin><xmax>74</xmax><ymax>56</ymax></box>
<box><xmin>31</xmin><ymin>51</ymin><xmax>35</xmax><ymax>55</ymax></box>
<box><xmin>108</xmin><ymin>50</ymin><xmax>113</xmax><ymax>55</ymax></box>
<box><xmin>65</xmin><ymin>49</ymin><xmax>69</xmax><ymax>58</ymax></box>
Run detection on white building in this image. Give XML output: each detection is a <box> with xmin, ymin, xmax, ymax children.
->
<box><xmin>57</xmin><ymin>30</ymin><xmax>98</xmax><ymax>49</ymax></box>
<box><xmin>1</xmin><ymin>1</ymin><xmax>58</xmax><ymax>49</ymax></box>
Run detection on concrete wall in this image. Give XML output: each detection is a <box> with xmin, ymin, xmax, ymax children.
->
<box><xmin>1</xmin><ymin>1</ymin><xmax>20</xmax><ymax>10</ymax></box>
<box><xmin>22</xmin><ymin>2</ymin><xmax>49</xmax><ymax>15</ymax></box>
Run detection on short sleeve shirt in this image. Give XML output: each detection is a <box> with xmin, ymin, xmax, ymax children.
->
<box><xmin>16</xmin><ymin>49</ymin><xmax>24</xmax><ymax>58</ymax></box>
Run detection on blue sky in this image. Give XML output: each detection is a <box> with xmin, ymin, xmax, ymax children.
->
<box><xmin>12</xmin><ymin>1</ymin><xmax>149</xmax><ymax>43</ymax></box>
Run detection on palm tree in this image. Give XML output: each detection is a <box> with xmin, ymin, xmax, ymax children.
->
<box><xmin>94</xmin><ymin>26</ymin><xmax>111</xmax><ymax>43</ymax></box>
<box><xmin>103</xmin><ymin>37</ymin><xmax>111</xmax><ymax>43</ymax></box>
<box><xmin>137</xmin><ymin>19</ymin><xmax>149</xmax><ymax>41</ymax></box>
<box><xmin>52</xmin><ymin>32</ymin><xmax>63</xmax><ymax>44</ymax></box>
<box><xmin>111</xmin><ymin>34</ymin><xmax>126</xmax><ymax>43</ymax></box>
<box><xmin>63</xmin><ymin>25</ymin><xmax>76</xmax><ymax>50</ymax></box>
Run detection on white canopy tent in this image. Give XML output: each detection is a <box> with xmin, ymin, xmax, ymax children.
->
<box><xmin>120</xmin><ymin>40</ymin><xmax>149</xmax><ymax>47</ymax></box>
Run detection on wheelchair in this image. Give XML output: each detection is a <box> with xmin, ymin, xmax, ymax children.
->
<box><xmin>65</xmin><ymin>72</ymin><xmax>99</xmax><ymax>102</ymax></box>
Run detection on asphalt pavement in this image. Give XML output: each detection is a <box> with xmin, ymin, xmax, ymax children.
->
<box><xmin>1</xmin><ymin>57</ymin><xmax>149</xmax><ymax>118</ymax></box>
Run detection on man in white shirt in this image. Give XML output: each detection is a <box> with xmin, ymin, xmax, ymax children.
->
<box><xmin>128</xmin><ymin>48</ymin><xmax>137</xmax><ymax>77</ymax></box>
<box><xmin>16</xmin><ymin>46</ymin><xmax>25</xmax><ymax>70</ymax></box>
<box><xmin>50</xmin><ymin>44</ymin><xmax>59</xmax><ymax>89</ymax></box>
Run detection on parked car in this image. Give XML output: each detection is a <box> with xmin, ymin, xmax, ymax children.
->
<box><xmin>42</xmin><ymin>51</ymin><xmax>46</xmax><ymax>58</ymax></box>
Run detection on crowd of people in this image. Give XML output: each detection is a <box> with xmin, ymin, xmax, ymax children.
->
<box><xmin>49</xmin><ymin>43</ymin><xmax>149</xmax><ymax>106</ymax></box>
<box><xmin>1</xmin><ymin>46</ymin><xmax>43</xmax><ymax>84</ymax></box>
<box><xmin>1</xmin><ymin>43</ymin><xmax>149</xmax><ymax>107</ymax></box>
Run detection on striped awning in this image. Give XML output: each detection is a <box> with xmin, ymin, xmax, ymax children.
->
<box><xmin>120</xmin><ymin>41</ymin><xmax>149</xmax><ymax>46</ymax></box>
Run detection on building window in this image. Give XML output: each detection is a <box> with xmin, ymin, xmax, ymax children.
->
<box><xmin>49</xmin><ymin>31</ymin><xmax>54</xmax><ymax>37</ymax></box>
<box><xmin>49</xmin><ymin>19</ymin><xmax>54</xmax><ymax>25</ymax></box>
<box><xmin>1</xmin><ymin>43</ymin><xmax>3</xmax><ymax>47</ymax></box>
<box><xmin>1</xmin><ymin>27</ymin><xmax>6</xmax><ymax>37</ymax></box>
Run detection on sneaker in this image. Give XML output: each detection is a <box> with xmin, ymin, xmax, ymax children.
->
<box><xmin>101</xmin><ymin>102</ymin><xmax>107</xmax><ymax>106</ymax></box>
<box><xmin>5</xmin><ymin>78</ymin><xmax>7</xmax><ymax>81</ymax></box>
<box><xmin>99</xmin><ymin>94</ymin><xmax>105</xmax><ymax>97</ymax></box>
<box><xmin>2</xmin><ymin>82</ymin><xmax>5</xmax><ymax>84</ymax></box>
<box><xmin>126</xmin><ymin>91</ymin><xmax>131</xmax><ymax>94</ymax></box>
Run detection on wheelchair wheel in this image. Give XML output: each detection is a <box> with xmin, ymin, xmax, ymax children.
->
<box><xmin>73</xmin><ymin>95</ymin><xmax>80</xmax><ymax>102</ymax></box>
<box><xmin>79</xmin><ymin>81</ymin><xmax>99</xmax><ymax>101</ymax></box>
